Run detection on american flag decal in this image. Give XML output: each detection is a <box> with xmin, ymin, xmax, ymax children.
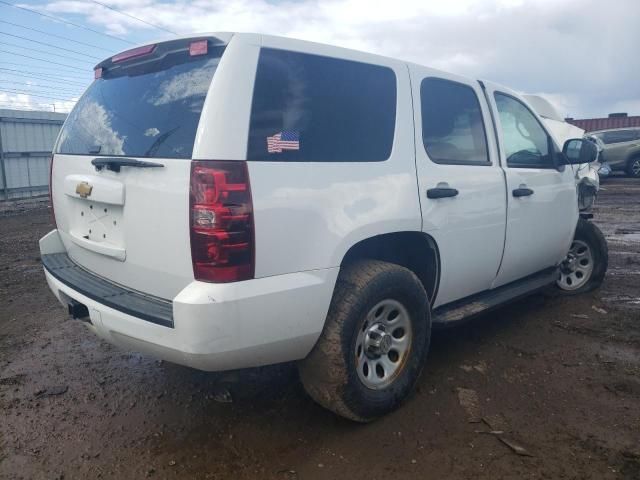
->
<box><xmin>267</xmin><ymin>131</ymin><xmax>300</xmax><ymax>153</ymax></box>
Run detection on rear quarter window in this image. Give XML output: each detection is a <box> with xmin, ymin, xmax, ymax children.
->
<box><xmin>247</xmin><ymin>48</ymin><xmax>397</xmax><ymax>162</ymax></box>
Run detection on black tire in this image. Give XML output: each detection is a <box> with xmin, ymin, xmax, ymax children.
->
<box><xmin>555</xmin><ymin>218</ymin><xmax>608</xmax><ymax>295</ymax></box>
<box><xmin>298</xmin><ymin>260</ymin><xmax>431</xmax><ymax>422</ymax></box>
<box><xmin>626</xmin><ymin>156</ymin><xmax>640</xmax><ymax>178</ymax></box>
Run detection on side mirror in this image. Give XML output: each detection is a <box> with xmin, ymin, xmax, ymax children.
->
<box><xmin>561</xmin><ymin>138</ymin><xmax>598</xmax><ymax>165</ymax></box>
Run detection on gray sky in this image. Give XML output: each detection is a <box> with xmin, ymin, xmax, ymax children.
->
<box><xmin>3</xmin><ymin>0</ymin><xmax>639</xmax><ymax>118</ymax></box>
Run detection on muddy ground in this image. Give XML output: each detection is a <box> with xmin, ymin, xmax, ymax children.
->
<box><xmin>0</xmin><ymin>177</ymin><xmax>639</xmax><ymax>480</ymax></box>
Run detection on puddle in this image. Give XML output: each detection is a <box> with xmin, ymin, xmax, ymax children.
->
<box><xmin>602</xmin><ymin>295</ymin><xmax>640</xmax><ymax>305</ymax></box>
<box><xmin>607</xmin><ymin>233</ymin><xmax>640</xmax><ymax>245</ymax></box>
<box><xmin>590</xmin><ymin>342</ymin><xmax>640</xmax><ymax>365</ymax></box>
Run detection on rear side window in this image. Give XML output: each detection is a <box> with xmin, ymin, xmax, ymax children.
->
<box><xmin>598</xmin><ymin>129</ymin><xmax>639</xmax><ymax>144</ymax></box>
<box><xmin>247</xmin><ymin>48</ymin><xmax>397</xmax><ymax>162</ymax></box>
<box><xmin>420</xmin><ymin>77</ymin><xmax>489</xmax><ymax>165</ymax></box>
<box><xmin>57</xmin><ymin>39</ymin><xmax>225</xmax><ymax>159</ymax></box>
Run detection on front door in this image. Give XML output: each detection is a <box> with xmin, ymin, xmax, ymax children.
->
<box><xmin>482</xmin><ymin>82</ymin><xmax>578</xmax><ymax>288</ymax></box>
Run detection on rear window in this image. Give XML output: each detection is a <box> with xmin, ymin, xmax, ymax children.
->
<box><xmin>57</xmin><ymin>39</ymin><xmax>224</xmax><ymax>159</ymax></box>
<box><xmin>247</xmin><ymin>48</ymin><xmax>397</xmax><ymax>162</ymax></box>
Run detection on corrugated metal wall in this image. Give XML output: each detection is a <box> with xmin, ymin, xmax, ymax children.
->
<box><xmin>0</xmin><ymin>109</ymin><xmax>67</xmax><ymax>201</ymax></box>
<box><xmin>566</xmin><ymin>116</ymin><xmax>640</xmax><ymax>132</ymax></box>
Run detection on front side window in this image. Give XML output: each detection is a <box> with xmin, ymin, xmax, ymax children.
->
<box><xmin>494</xmin><ymin>93</ymin><xmax>553</xmax><ymax>168</ymax></box>
<box><xmin>421</xmin><ymin>78</ymin><xmax>489</xmax><ymax>165</ymax></box>
<box><xmin>247</xmin><ymin>48</ymin><xmax>397</xmax><ymax>162</ymax></box>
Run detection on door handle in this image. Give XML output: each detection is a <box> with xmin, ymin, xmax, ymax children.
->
<box><xmin>513</xmin><ymin>187</ymin><xmax>534</xmax><ymax>197</ymax></box>
<box><xmin>427</xmin><ymin>187</ymin><xmax>459</xmax><ymax>199</ymax></box>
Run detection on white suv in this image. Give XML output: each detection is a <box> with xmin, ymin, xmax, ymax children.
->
<box><xmin>41</xmin><ymin>33</ymin><xmax>607</xmax><ymax>421</ymax></box>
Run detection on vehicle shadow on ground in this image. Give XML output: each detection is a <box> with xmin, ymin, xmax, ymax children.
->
<box><xmin>157</xmin><ymin>292</ymin><xmax>549</xmax><ymax>417</ymax></box>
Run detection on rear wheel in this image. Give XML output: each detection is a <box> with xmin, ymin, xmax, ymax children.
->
<box><xmin>556</xmin><ymin>219</ymin><xmax>608</xmax><ymax>294</ymax></box>
<box><xmin>298</xmin><ymin>260</ymin><xmax>430</xmax><ymax>422</ymax></box>
<box><xmin>626</xmin><ymin>156</ymin><xmax>640</xmax><ymax>178</ymax></box>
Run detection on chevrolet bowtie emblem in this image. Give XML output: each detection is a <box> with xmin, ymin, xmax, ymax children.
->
<box><xmin>75</xmin><ymin>181</ymin><xmax>93</xmax><ymax>198</ymax></box>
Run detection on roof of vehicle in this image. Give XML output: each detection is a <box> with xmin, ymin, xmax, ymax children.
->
<box><xmin>589</xmin><ymin>126</ymin><xmax>640</xmax><ymax>135</ymax></box>
<box><xmin>103</xmin><ymin>32</ymin><xmax>498</xmax><ymax>93</ymax></box>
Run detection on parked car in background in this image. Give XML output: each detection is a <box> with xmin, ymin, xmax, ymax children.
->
<box><xmin>589</xmin><ymin>127</ymin><xmax>640</xmax><ymax>177</ymax></box>
<box><xmin>584</xmin><ymin>133</ymin><xmax>612</xmax><ymax>179</ymax></box>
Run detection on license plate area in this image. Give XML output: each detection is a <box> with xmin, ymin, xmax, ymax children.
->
<box><xmin>68</xmin><ymin>198</ymin><xmax>125</xmax><ymax>256</ymax></box>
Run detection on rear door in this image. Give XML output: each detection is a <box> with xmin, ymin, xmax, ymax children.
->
<box><xmin>599</xmin><ymin>129</ymin><xmax>640</xmax><ymax>169</ymax></box>
<box><xmin>482</xmin><ymin>82</ymin><xmax>577</xmax><ymax>288</ymax></box>
<box><xmin>52</xmin><ymin>36</ymin><xmax>229</xmax><ymax>299</ymax></box>
<box><xmin>410</xmin><ymin>68</ymin><xmax>507</xmax><ymax>308</ymax></box>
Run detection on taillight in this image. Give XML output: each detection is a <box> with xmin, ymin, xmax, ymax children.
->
<box><xmin>190</xmin><ymin>161</ymin><xmax>254</xmax><ymax>283</ymax></box>
<box><xmin>48</xmin><ymin>154</ymin><xmax>56</xmax><ymax>227</ymax></box>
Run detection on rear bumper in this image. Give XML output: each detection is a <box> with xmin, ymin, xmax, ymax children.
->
<box><xmin>40</xmin><ymin>230</ymin><xmax>338</xmax><ymax>371</ymax></box>
<box><xmin>43</xmin><ymin>253</ymin><xmax>174</xmax><ymax>327</ymax></box>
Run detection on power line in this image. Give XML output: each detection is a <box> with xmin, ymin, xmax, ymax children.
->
<box><xmin>0</xmin><ymin>104</ymin><xmax>56</xmax><ymax>111</ymax></box>
<box><xmin>0</xmin><ymin>88</ymin><xmax>77</xmax><ymax>102</ymax></box>
<box><xmin>0</xmin><ymin>101</ymin><xmax>68</xmax><ymax>108</ymax></box>
<box><xmin>0</xmin><ymin>87</ymin><xmax>80</xmax><ymax>99</ymax></box>
<box><xmin>0</xmin><ymin>104</ymin><xmax>72</xmax><ymax>112</ymax></box>
<box><xmin>0</xmin><ymin>0</ymin><xmax>135</xmax><ymax>45</ymax></box>
<box><xmin>0</xmin><ymin>20</ymin><xmax>114</xmax><ymax>53</ymax></box>
<box><xmin>87</xmin><ymin>0</ymin><xmax>179</xmax><ymax>35</ymax></box>
<box><xmin>0</xmin><ymin>41</ymin><xmax>94</xmax><ymax>64</ymax></box>
<box><xmin>0</xmin><ymin>100</ymin><xmax>70</xmax><ymax>108</ymax></box>
<box><xmin>0</xmin><ymin>31</ymin><xmax>102</xmax><ymax>60</ymax></box>
<box><xmin>0</xmin><ymin>69</ymin><xmax>89</xmax><ymax>87</ymax></box>
<box><xmin>0</xmin><ymin>50</ymin><xmax>89</xmax><ymax>71</ymax></box>
<box><xmin>0</xmin><ymin>102</ymin><xmax>50</xmax><ymax>107</ymax></box>
<box><xmin>0</xmin><ymin>80</ymin><xmax>84</xmax><ymax>95</ymax></box>
<box><xmin>0</xmin><ymin>63</ymin><xmax>90</xmax><ymax>79</ymax></box>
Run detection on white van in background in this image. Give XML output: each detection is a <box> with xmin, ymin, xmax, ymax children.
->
<box><xmin>524</xmin><ymin>94</ymin><xmax>601</xmax><ymax>210</ymax></box>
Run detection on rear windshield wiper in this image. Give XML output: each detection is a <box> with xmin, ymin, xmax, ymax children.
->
<box><xmin>91</xmin><ymin>158</ymin><xmax>165</xmax><ymax>173</ymax></box>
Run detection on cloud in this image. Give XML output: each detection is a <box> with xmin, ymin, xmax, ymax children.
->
<box><xmin>8</xmin><ymin>0</ymin><xmax>639</xmax><ymax>118</ymax></box>
<box><xmin>0</xmin><ymin>92</ymin><xmax>77</xmax><ymax>113</ymax></box>
<box><xmin>147</xmin><ymin>57</ymin><xmax>219</xmax><ymax>106</ymax></box>
<box><xmin>58</xmin><ymin>99</ymin><xmax>125</xmax><ymax>153</ymax></box>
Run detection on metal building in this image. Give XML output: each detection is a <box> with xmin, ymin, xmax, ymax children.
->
<box><xmin>0</xmin><ymin>108</ymin><xmax>67</xmax><ymax>201</ymax></box>
<box><xmin>565</xmin><ymin>112</ymin><xmax>640</xmax><ymax>132</ymax></box>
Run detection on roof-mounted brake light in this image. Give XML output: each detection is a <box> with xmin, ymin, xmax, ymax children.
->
<box><xmin>189</xmin><ymin>40</ymin><xmax>208</xmax><ymax>56</ymax></box>
<box><xmin>94</xmin><ymin>67</ymin><xmax>102</xmax><ymax>79</ymax></box>
<box><xmin>112</xmin><ymin>44</ymin><xmax>156</xmax><ymax>63</ymax></box>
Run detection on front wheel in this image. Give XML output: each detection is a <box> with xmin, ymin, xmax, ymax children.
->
<box><xmin>298</xmin><ymin>260</ymin><xmax>430</xmax><ymax>422</ymax></box>
<box><xmin>626</xmin><ymin>156</ymin><xmax>640</xmax><ymax>178</ymax></box>
<box><xmin>556</xmin><ymin>218</ymin><xmax>608</xmax><ymax>294</ymax></box>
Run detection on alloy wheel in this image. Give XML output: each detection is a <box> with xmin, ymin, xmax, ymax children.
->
<box><xmin>355</xmin><ymin>299</ymin><xmax>412</xmax><ymax>389</ymax></box>
<box><xmin>557</xmin><ymin>239</ymin><xmax>594</xmax><ymax>290</ymax></box>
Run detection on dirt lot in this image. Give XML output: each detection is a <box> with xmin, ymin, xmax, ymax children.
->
<box><xmin>0</xmin><ymin>177</ymin><xmax>639</xmax><ymax>480</ymax></box>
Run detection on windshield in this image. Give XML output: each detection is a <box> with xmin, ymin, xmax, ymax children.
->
<box><xmin>57</xmin><ymin>42</ymin><xmax>224</xmax><ymax>159</ymax></box>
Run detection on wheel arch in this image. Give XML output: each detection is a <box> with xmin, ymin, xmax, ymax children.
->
<box><xmin>339</xmin><ymin>231</ymin><xmax>441</xmax><ymax>305</ymax></box>
<box><xmin>626</xmin><ymin>150</ymin><xmax>640</xmax><ymax>176</ymax></box>
<box><xmin>627</xmin><ymin>149</ymin><xmax>640</xmax><ymax>162</ymax></box>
